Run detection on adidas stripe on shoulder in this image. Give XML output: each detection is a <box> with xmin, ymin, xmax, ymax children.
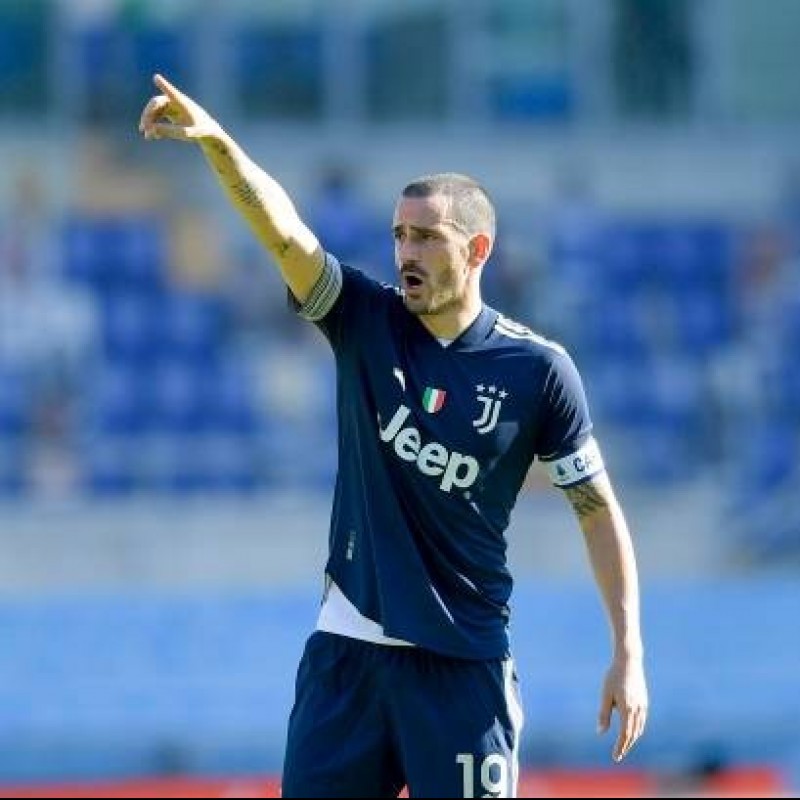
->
<box><xmin>494</xmin><ymin>315</ymin><xmax>566</xmax><ymax>356</ymax></box>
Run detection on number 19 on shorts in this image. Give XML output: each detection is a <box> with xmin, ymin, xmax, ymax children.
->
<box><xmin>456</xmin><ymin>753</ymin><xmax>510</xmax><ymax>798</ymax></box>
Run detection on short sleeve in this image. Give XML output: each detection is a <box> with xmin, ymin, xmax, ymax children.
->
<box><xmin>287</xmin><ymin>253</ymin><xmax>391</xmax><ymax>350</ymax></box>
<box><xmin>536</xmin><ymin>351</ymin><xmax>605</xmax><ymax>488</ymax></box>
<box><xmin>293</xmin><ymin>252</ymin><xmax>343</xmax><ymax>322</ymax></box>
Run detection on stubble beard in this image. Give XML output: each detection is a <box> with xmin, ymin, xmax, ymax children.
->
<box><xmin>403</xmin><ymin>283</ymin><xmax>462</xmax><ymax>319</ymax></box>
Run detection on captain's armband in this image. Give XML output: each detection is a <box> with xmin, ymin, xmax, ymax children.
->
<box><xmin>297</xmin><ymin>252</ymin><xmax>343</xmax><ymax>321</ymax></box>
<box><xmin>541</xmin><ymin>437</ymin><xmax>605</xmax><ymax>489</ymax></box>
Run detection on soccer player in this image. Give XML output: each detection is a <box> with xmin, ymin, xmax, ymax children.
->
<box><xmin>139</xmin><ymin>74</ymin><xmax>648</xmax><ymax>799</ymax></box>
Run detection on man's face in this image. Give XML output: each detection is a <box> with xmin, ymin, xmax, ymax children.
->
<box><xmin>392</xmin><ymin>194</ymin><xmax>473</xmax><ymax>317</ymax></box>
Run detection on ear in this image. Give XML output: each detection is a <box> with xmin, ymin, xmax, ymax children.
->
<box><xmin>469</xmin><ymin>233</ymin><xmax>492</xmax><ymax>266</ymax></box>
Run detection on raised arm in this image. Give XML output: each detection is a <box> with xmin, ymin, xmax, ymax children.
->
<box><xmin>138</xmin><ymin>73</ymin><xmax>323</xmax><ymax>303</ymax></box>
<box><xmin>563</xmin><ymin>471</ymin><xmax>649</xmax><ymax>763</ymax></box>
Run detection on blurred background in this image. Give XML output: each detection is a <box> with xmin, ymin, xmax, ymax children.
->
<box><xmin>0</xmin><ymin>0</ymin><xmax>798</xmax><ymax>796</ymax></box>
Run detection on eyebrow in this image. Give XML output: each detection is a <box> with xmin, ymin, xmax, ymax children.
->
<box><xmin>392</xmin><ymin>223</ymin><xmax>436</xmax><ymax>236</ymax></box>
<box><xmin>392</xmin><ymin>220</ymin><xmax>470</xmax><ymax>236</ymax></box>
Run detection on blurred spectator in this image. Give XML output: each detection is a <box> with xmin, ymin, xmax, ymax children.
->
<box><xmin>220</xmin><ymin>232</ymin><xmax>301</xmax><ymax>344</ymax></box>
<box><xmin>482</xmin><ymin>230</ymin><xmax>541</xmax><ymax>323</ymax></box>
<box><xmin>537</xmin><ymin>168</ymin><xmax>606</xmax><ymax>345</ymax></box>
<box><xmin>306</xmin><ymin>162</ymin><xmax>382</xmax><ymax>276</ymax></box>
<box><xmin>0</xmin><ymin>168</ymin><xmax>99</xmax><ymax>493</ymax></box>
<box><xmin>723</xmin><ymin>223</ymin><xmax>798</xmax><ymax>418</ymax></box>
<box><xmin>709</xmin><ymin>221</ymin><xmax>800</xmax><ymax>516</ymax></box>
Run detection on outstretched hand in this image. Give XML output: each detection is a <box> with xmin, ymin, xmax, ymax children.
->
<box><xmin>597</xmin><ymin>656</ymin><xmax>648</xmax><ymax>762</ymax></box>
<box><xmin>138</xmin><ymin>73</ymin><xmax>221</xmax><ymax>142</ymax></box>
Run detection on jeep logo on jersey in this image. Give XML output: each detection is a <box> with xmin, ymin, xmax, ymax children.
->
<box><xmin>379</xmin><ymin>405</ymin><xmax>479</xmax><ymax>493</ymax></box>
<box><xmin>472</xmin><ymin>385</ymin><xmax>507</xmax><ymax>434</ymax></box>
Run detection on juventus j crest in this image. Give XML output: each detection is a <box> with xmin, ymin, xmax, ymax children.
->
<box><xmin>472</xmin><ymin>385</ymin><xmax>507</xmax><ymax>434</ymax></box>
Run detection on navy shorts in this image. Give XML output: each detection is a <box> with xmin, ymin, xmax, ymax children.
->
<box><xmin>281</xmin><ymin>631</ymin><xmax>524</xmax><ymax>798</ymax></box>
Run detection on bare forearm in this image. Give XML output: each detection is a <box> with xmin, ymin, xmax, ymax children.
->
<box><xmin>582</xmin><ymin>502</ymin><xmax>643</xmax><ymax>660</ymax></box>
<box><xmin>564</xmin><ymin>473</ymin><xmax>649</xmax><ymax>760</ymax></box>
<box><xmin>198</xmin><ymin>131</ymin><xmax>322</xmax><ymax>300</ymax></box>
<box><xmin>565</xmin><ymin>476</ymin><xmax>643</xmax><ymax>659</ymax></box>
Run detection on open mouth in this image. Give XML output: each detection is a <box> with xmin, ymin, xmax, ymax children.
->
<box><xmin>402</xmin><ymin>273</ymin><xmax>425</xmax><ymax>291</ymax></box>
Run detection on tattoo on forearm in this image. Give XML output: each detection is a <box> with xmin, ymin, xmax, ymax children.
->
<box><xmin>206</xmin><ymin>140</ymin><xmax>230</xmax><ymax>159</ymax></box>
<box><xmin>206</xmin><ymin>142</ymin><xmax>230</xmax><ymax>175</ymax></box>
<box><xmin>564</xmin><ymin>480</ymin><xmax>609</xmax><ymax>520</ymax></box>
<box><xmin>205</xmin><ymin>140</ymin><xmax>234</xmax><ymax>177</ymax></box>
<box><xmin>229</xmin><ymin>180</ymin><xmax>264</xmax><ymax>208</ymax></box>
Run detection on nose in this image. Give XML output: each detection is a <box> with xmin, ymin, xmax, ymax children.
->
<box><xmin>396</xmin><ymin>236</ymin><xmax>420</xmax><ymax>263</ymax></box>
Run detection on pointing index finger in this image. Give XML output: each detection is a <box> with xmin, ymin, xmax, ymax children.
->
<box><xmin>153</xmin><ymin>73</ymin><xmax>182</xmax><ymax>101</ymax></box>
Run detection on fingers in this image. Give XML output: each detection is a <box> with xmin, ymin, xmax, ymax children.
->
<box><xmin>611</xmin><ymin>704</ymin><xmax>647</xmax><ymax>763</ymax></box>
<box><xmin>140</xmin><ymin>73</ymin><xmax>218</xmax><ymax>143</ymax></box>
<box><xmin>138</xmin><ymin>95</ymin><xmax>170</xmax><ymax>134</ymax></box>
<box><xmin>633</xmin><ymin>702</ymin><xmax>647</xmax><ymax>743</ymax></box>
<box><xmin>139</xmin><ymin>84</ymin><xmax>196</xmax><ymax>141</ymax></box>
<box><xmin>612</xmin><ymin>706</ymin><xmax>634</xmax><ymax>762</ymax></box>
<box><xmin>597</xmin><ymin>692</ymin><xmax>612</xmax><ymax>735</ymax></box>
<box><xmin>153</xmin><ymin>73</ymin><xmax>183</xmax><ymax>102</ymax></box>
<box><xmin>145</xmin><ymin>122</ymin><xmax>202</xmax><ymax>142</ymax></box>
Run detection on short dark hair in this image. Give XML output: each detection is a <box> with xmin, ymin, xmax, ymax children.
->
<box><xmin>401</xmin><ymin>173</ymin><xmax>496</xmax><ymax>240</ymax></box>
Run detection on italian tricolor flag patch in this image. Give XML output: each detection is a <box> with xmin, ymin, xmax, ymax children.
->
<box><xmin>422</xmin><ymin>387</ymin><xmax>446</xmax><ymax>413</ymax></box>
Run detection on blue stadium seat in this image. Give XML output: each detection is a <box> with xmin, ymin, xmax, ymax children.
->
<box><xmin>675</xmin><ymin>288</ymin><xmax>732</xmax><ymax>354</ymax></box>
<box><xmin>0</xmin><ymin>367</ymin><xmax>28</xmax><ymax>437</ymax></box>
<box><xmin>195</xmin><ymin>434</ymin><xmax>261</xmax><ymax>493</ymax></box>
<box><xmin>87</xmin><ymin>364</ymin><xmax>151</xmax><ymax>435</ymax></box>
<box><xmin>601</xmin><ymin>223</ymin><xmax>650</xmax><ymax>295</ymax></box>
<box><xmin>582</xmin><ymin>294</ymin><xmax>649</xmax><ymax>361</ymax></box>
<box><xmin>139</xmin><ymin>433</ymin><xmax>209</xmax><ymax>494</ymax></box>
<box><xmin>100</xmin><ymin>292</ymin><xmax>161</xmax><ymax>365</ymax></box>
<box><xmin>80</xmin><ymin>433</ymin><xmax>140</xmax><ymax>496</ymax></box>
<box><xmin>150</xmin><ymin>361</ymin><xmax>209</xmax><ymax>434</ymax></box>
<box><xmin>205</xmin><ymin>360</ymin><xmax>261</xmax><ymax>436</ymax></box>
<box><xmin>731</xmin><ymin>418</ymin><xmax>798</xmax><ymax>504</ymax></box>
<box><xmin>266</xmin><ymin>421</ymin><xmax>336</xmax><ymax>490</ymax></box>
<box><xmin>136</xmin><ymin>432</ymin><xmax>263</xmax><ymax>495</ymax></box>
<box><xmin>131</xmin><ymin>25</ymin><xmax>192</xmax><ymax>91</ymax></box>
<box><xmin>111</xmin><ymin>217</ymin><xmax>166</xmax><ymax>291</ymax></box>
<box><xmin>0</xmin><ymin>438</ymin><xmax>27</xmax><ymax>496</ymax></box>
<box><xmin>489</xmin><ymin>75</ymin><xmax>574</xmax><ymax>121</ymax></box>
<box><xmin>158</xmin><ymin>292</ymin><xmax>223</xmax><ymax>364</ymax></box>
<box><xmin>234</xmin><ymin>25</ymin><xmax>323</xmax><ymax>117</ymax></box>
<box><xmin>63</xmin><ymin>218</ymin><xmax>165</xmax><ymax>293</ymax></box>
<box><xmin>774</xmin><ymin>357</ymin><xmax>800</xmax><ymax>420</ymax></box>
<box><xmin>583</xmin><ymin>357</ymin><xmax>654</xmax><ymax>425</ymax></box>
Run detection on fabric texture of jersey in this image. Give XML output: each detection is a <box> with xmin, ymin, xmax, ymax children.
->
<box><xmin>292</xmin><ymin>255</ymin><xmax>598</xmax><ymax>660</ymax></box>
<box><xmin>317</xmin><ymin>579</ymin><xmax>415</xmax><ymax>646</ymax></box>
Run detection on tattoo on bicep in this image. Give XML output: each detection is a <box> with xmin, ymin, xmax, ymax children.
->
<box><xmin>564</xmin><ymin>480</ymin><xmax>609</xmax><ymax>521</ymax></box>
<box><xmin>229</xmin><ymin>180</ymin><xmax>264</xmax><ymax>208</ymax></box>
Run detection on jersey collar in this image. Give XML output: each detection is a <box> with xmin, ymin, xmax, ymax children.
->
<box><xmin>402</xmin><ymin>301</ymin><xmax>498</xmax><ymax>351</ymax></box>
<box><xmin>451</xmin><ymin>304</ymin><xmax>499</xmax><ymax>350</ymax></box>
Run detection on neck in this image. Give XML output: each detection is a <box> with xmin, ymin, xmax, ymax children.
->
<box><xmin>418</xmin><ymin>296</ymin><xmax>483</xmax><ymax>340</ymax></box>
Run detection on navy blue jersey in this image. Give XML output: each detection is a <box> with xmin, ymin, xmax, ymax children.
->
<box><xmin>293</xmin><ymin>256</ymin><xmax>600</xmax><ymax>660</ymax></box>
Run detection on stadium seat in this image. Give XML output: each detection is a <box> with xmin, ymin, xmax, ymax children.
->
<box><xmin>86</xmin><ymin>365</ymin><xmax>150</xmax><ymax>436</ymax></box>
<box><xmin>80</xmin><ymin>433</ymin><xmax>141</xmax><ymax>496</ymax></box>
<box><xmin>150</xmin><ymin>361</ymin><xmax>209</xmax><ymax>434</ymax></box>
<box><xmin>63</xmin><ymin>218</ymin><xmax>165</xmax><ymax>293</ymax></box>
<box><xmin>0</xmin><ymin>368</ymin><xmax>28</xmax><ymax>437</ymax></box>
<box><xmin>158</xmin><ymin>292</ymin><xmax>223</xmax><ymax>364</ymax></box>
<box><xmin>100</xmin><ymin>292</ymin><xmax>161</xmax><ymax>365</ymax></box>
